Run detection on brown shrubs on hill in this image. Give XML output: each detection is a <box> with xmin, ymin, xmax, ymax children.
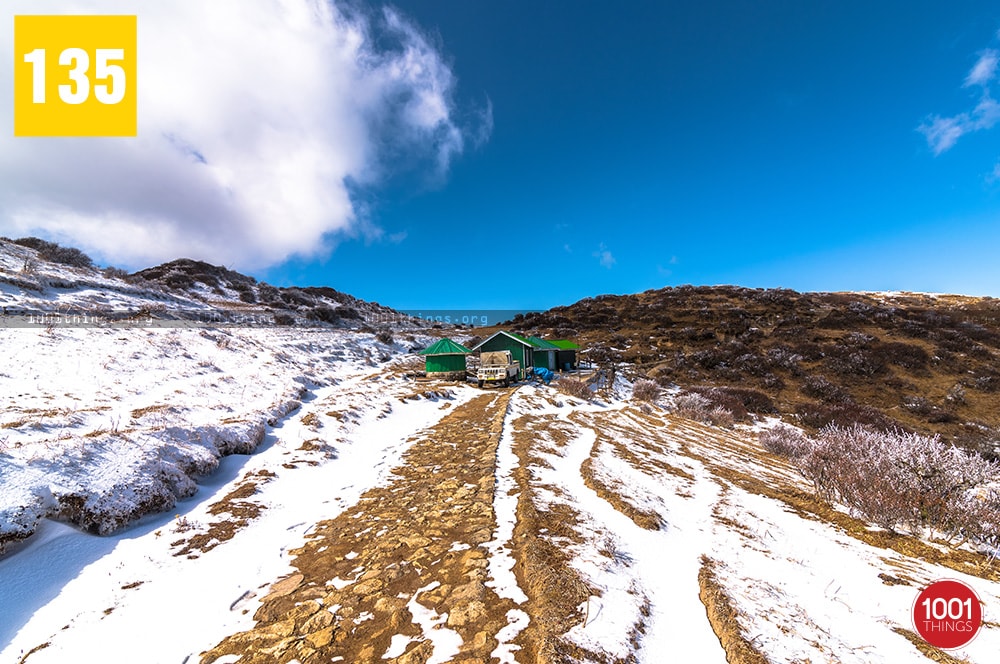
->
<box><xmin>631</xmin><ymin>379</ymin><xmax>660</xmax><ymax>402</ymax></box>
<box><xmin>768</xmin><ymin>424</ymin><xmax>1000</xmax><ymax>546</ymax></box>
<box><xmin>558</xmin><ymin>377</ymin><xmax>593</xmax><ymax>401</ymax></box>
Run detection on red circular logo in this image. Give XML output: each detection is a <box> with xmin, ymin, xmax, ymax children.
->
<box><xmin>912</xmin><ymin>579</ymin><xmax>983</xmax><ymax>650</ymax></box>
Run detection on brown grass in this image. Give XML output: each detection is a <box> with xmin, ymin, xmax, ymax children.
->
<box><xmin>580</xmin><ymin>456</ymin><xmax>662</xmax><ymax>531</ymax></box>
<box><xmin>698</xmin><ymin>556</ymin><xmax>769</xmax><ymax>664</ymax></box>
<box><xmin>508</xmin><ymin>414</ymin><xmax>603</xmax><ymax>664</ymax></box>
<box><xmin>17</xmin><ymin>642</ymin><xmax>50</xmax><ymax>664</ymax></box>
<box><xmin>674</xmin><ymin>416</ymin><xmax>1000</xmax><ymax>581</ymax></box>
<box><xmin>172</xmin><ymin>470</ymin><xmax>274</xmax><ymax>558</ymax></box>
<box><xmin>892</xmin><ymin>627</ymin><xmax>973</xmax><ymax>663</ymax></box>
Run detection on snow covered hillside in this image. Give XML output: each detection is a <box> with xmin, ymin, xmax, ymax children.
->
<box><xmin>3</xmin><ymin>238</ymin><xmax>1000</xmax><ymax>663</ymax></box>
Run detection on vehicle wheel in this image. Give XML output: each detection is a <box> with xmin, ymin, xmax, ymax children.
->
<box><xmin>478</xmin><ymin>380</ymin><xmax>484</xmax><ymax>388</ymax></box>
<box><xmin>503</xmin><ymin>377</ymin><xmax>509</xmax><ymax>387</ymax></box>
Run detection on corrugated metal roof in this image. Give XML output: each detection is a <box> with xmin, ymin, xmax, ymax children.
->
<box><xmin>418</xmin><ymin>338</ymin><xmax>473</xmax><ymax>355</ymax></box>
<box><xmin>471</xmin><ymin>330</ymin><xmax>535</xmax><ymax>350</ymax></box>
<box><xmin>527</xmin><ymin>336</ymin><xmax>560</xmax><ymax>350</ymax></box>
<box><xmin>550</xmin><ymin>339</ymin><xmax>580</xmax><ymax>349</ymax></box>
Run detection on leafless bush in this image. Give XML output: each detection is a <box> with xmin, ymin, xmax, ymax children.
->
<box><xmin>879</xmin><ymin>341</ymin><xmax>930</xmax><ymax>371</ymax></box>
<box><xmin>558</xmin><ymin>377</ymin><xmax>592</xmax><ymax>401</ymax></box>
<box><xmin>687</xmin><ymin>388</ymin><xmax>750</xmax><ymax>421</ymax></box>
<box><xmin>674</xmin><ymin>392</ymin><xmax>736</xmax><ymax>427</ymax></box>
<box><xmin>946</xmin><ymin>383</ymin><xmax>967</xmax><ymax>406</ymax></box>
<box><xmin>675</xmin><ymin>392</ymin><xmax>711</xmax><ymax>419</ymax></box>
<box><xmin>766</xmin><ymin>345</ymin><xmax>804</xmax><ymax>371</ymax></box>
<box><xmin>257</xmin><ymin>283</ymin><xmax>281</xmax><ymax>303</ymax></box>
<box><xmin>20</xmin><ymin>257</ymin><xmax>38</xmax><ymax>275</ymax></box>
<box><xmin>102</xmin><ymin>266</ymin><xmax>130</xmax><ymax>279</ymax></box>
<box><xmin>307</xmin><ymin>306</ymin><xmax>339</xmax><ymax>324</ymax></box>
<box><xmin>376</xmin><ymin>329</ymin><xmax>394</xmax><ymax>345</ymax></box>
<box><xmin>760</xmin><ymin>425</ymin><xmax>811</xmax><ymax>458</ymax></box>
<box><xmin>796</xmin><ymin>425</ymin><xmax>1000</xmax><ymax>541</ymax></box>
<box><xmin>13</xmin><ymin>237</ymin><xmax>94</xmax><ymax>268</ymax></box>
<box><xmin>801</xmin><ymin>375</ymin><xmax>850</xmax><ymax>403</ymax></box>
<box><xmin>707</xmin><ymin>407</ymin><xmax>736</xmax><ymax>428</ymax></box>
<box><xmin>795</xmin><ymin>401</ymin><xmax>900</xmax><ymax>432</ymax></box>
<box><xmin>902</xmin><ymin>396</ymin><xmax>932</xmax><ymax>415</ymax></box>
<box><xmin>632</xmin><ymin>379</ymin><xmax>660</xmax><ymax>402</ymax></box>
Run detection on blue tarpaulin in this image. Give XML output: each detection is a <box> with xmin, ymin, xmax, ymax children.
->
<box><xmin>532</xmin><ymin>367</ymin><xmax>554</xmax><ymax>384</ymax></box>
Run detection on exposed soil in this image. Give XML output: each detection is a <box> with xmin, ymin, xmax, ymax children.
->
<box><xmin>201</xmin><ymin>391</ymin><xmax>516</xmax><ymax>664</ymax></box>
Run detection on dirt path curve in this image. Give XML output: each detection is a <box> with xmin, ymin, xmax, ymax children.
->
<box><xmin>202</xmin><ymin>390</ymin><xmax>517</xmax><ymax>664</ymax></box>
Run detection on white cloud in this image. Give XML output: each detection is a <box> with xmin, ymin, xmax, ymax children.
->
<box><xmin>920</xmin><ymin>43</ymin><xmax>1000</xmax><ymax>155</ymax></box>
<box><xmin>919</xmin><ymin>94</ymin><xmax>1000</xmax><ymax>155</ymax></box>
<box><xmin>0</xmin><ymin>0</ymin><xmax>486</xmax><ymax>270</ymax></box>
<box><xmin>593</xmin><ymin>243</ymin><xmax>615</xmax><ymax>269</ymax></box>
<box><xmin>965</xmin><ymin>49</ymin><xmax>999</xmax><ymax>87</ymax></box>
<box><xmin>987</xmin><ymin>162</ymin><xmax>1000</xmax><ymax>184</ymax></box>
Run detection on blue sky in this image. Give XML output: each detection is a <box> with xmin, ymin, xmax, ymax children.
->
<box><xmin>264</xmin><ymin>1</ymin><xmax>1000</xmax><ymax>308</ymax></box>
<box><xmin>4</xmin><ymin>2</ymin><xmax>1000</xmax><ymax>310</ymax></box>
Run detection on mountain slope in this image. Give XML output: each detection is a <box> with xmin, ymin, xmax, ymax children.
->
<box><xmin>3</xmin><ymin>240</ymin><xmax>1000</xmax><ymax>663</ymax></box>
<box><xmin>512</xmin><ymin>286</ymin><xmax>1000</xmax><ymax>458</ymax></box>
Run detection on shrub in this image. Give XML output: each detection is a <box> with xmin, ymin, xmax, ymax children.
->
<box><xmin>687</xmin><ymin>388</ymin><xmax>749</xmax><ymax>421</ymax></box>
<box><xmin>902</xmin><ymin>396</ymin><xmax>932</xmax><ymax>415</ymax></box>
<box><xmin>796</xmin><ymin>425</ymin><xmax>999</xmax><ymax>539</ymax></box>
<box><xmin>13</xmin><ymin>237</ymin><xmax>94</xmax><ymax>269</ymax></box>
<box><xmin>879</xmin><ymin>341</ymin><xmax>930</xmax><ymax>371</ymax></box>
<box><xmin>376</xmin><ymin>329</ymin><xmax>394</xmax><ymax>345</ymax></box>
<box><xmin>257</xmin><ymin>283</ymin><xmax>281</xmax><ymax>303</ymax></box>
<box><xmin>766</xmin><ymin>345</ymin><xmax>803</xmax><ymax>370</ymax></box>
<box><xmin>674</xmin><ymin>392</ymin><xmax>711</xmax><ymax>420</ymax></box>
<box><xmin>632</xmin><ymin>379</ymin><xmax>660</xmax><ymax>402</ymax></box>
<box><xmin>558</xmin><ymin>377</ymin><xmax>592</xmax><ymax>401</ymax></box>
<box><xmin>674</xmin><ymin>392</ymin><xmax>736</xmax><ymax>427</ymax></box>
<box><xmin>800</xmin><ymin>375</ymin><xmax>851</xmax><ymax>403</ymax></box>
<box><xmin>307</xmin><ymin>306</ymin><xmax>339</xmax><ymax>324</ymax></box>
<box><xmin>102</xmin><ymin>266</ymin><xmax>130</xmax><ymax>279</ymax></box>
<box><xmin>945</xmin><ymin>383</ymin><xmax>966</xmax><ymax>406</ymax></box>
<box><xmin>824</xmin><ymin>346</ymin><xmax>886</xmax><ymax>377</ymax></box>
<box><xmin>795</xmin><ymin>401</ymin><xmax>900</xmax><ymax>432</ymax></box>
<box><xmin>760</xmin><ymin>425</ymin><xmax>811</xmax><ymax>458</ymax></box>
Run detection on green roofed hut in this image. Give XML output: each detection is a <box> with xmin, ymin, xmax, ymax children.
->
<box><xmin>419</xmin><ymin>338</ymin><xmax>472</xmax><ymax>380</ymax></box>
<box><xmin>551</xmin><ymin>340</ymin><xmax>580</xmax><ymax>371</ymax></box>
<box><xmin>528</xmin><ymin>336</ymin><xmax>560</xmax><ymax>371</ymax></box>
<box><xmin>471</xmin><ymin>331</ymin><xmax>538</xmax><ymax>379</ymax></box>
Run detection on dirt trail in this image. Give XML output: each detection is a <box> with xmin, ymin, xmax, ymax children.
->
<box><xmin>202</xmin><ymin>390</ymin><xmax>517</xmax><ymax>664</ymax></box>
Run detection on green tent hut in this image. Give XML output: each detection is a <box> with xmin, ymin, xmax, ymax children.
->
<box><xmin>551</xmin><ymin>340</ymin><xmax>580</xmax><ymax>371</ymax></box>
<box><xmin>419</xmin><ymin>338</ymin><xmax>472</xmax><ymax>380</ymax></box>
<box><xmin>527</xmin><ymin>336</ymin><xmax>560</xmax><ymax>371</ymax></box>
<box><xmin>471</xmin><ymin>331</ymin><xmax>538</xmax><ymax>379</ymax></box>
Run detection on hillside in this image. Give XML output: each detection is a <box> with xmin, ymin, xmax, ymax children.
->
<box><xmin>511</xmin><ymin>286</ymin><xmax>1000</xmax><ymax>459</ymax></box>
<box><xmin>2</xmin><ymin>240</ymin><xmax>1000</xmax><ymax>664</ymax></box>
<box><xmin>0</xmin><ymin>237</ymin><xmax>407</xmax><ymax>329</ymax></box>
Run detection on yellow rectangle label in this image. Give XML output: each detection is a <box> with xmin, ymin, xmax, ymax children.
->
<box><xmin>14</xmin><ymin>15</ymin><xmax>137</xmax><ymax>137</ymax></box>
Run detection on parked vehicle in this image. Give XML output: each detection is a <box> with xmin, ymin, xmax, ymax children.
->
<box><xmin>477</xmin><ymin>350</ymin><xmax>519</xmax><ymax>388</ymax></box>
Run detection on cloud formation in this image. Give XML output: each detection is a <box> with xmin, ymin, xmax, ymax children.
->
<box><xmin>920</xmin><ymin>46</ymin><xmax>1000</xmax><ymax>154</ymax></box>
<box><xmin>0</xmin><ymin>0</ymin><xmax>486</xmax><ymax>270</ymax></box>
<box><xmin>593</xmin><ymin>243</ymin><xmax>616</xmax><ymax>269</ymax></box>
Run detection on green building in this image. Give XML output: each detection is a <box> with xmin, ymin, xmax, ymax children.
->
<box><xmin>471</xmin><ymin>331</ymin><xmax>539</xmax><ymax>379</ymax></box>
<box><xmin>471</xmin><ymin>331</ymin><xmax>581</xmax><ymax>376</ymax></box>
<box><xmin>419</xmin><ymin>338</ymin><xmax>472</xmax><ymax>380</ymax></box>
<box><xmin>528</xmin><ymin>337</ymin><xmax>560</xmax><ymax>371</ymax></box>
<box><xmin>551</xmin><ymin>340</ymin><xmax>580</xmax><ymax>371</ymax></box>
